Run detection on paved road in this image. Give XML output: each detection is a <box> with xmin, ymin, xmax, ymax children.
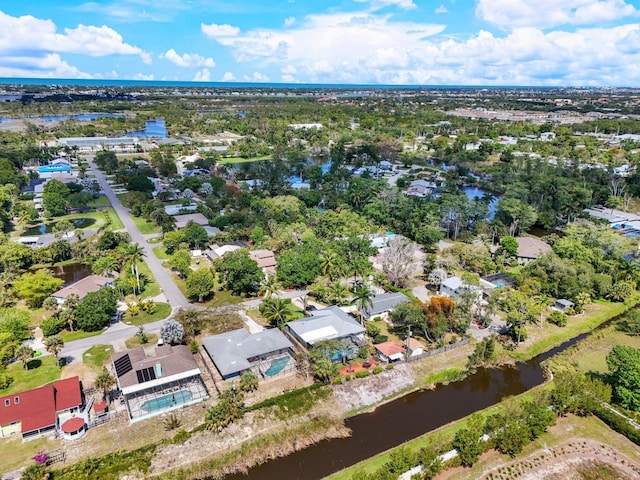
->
<box><xmin>85</xmin><ymin>155</ymin><xmax>189</xmax><ymax>308</ymax></box>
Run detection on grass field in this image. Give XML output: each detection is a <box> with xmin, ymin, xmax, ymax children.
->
<box><xmin>82</xmin><ymin>344</ymin><xmax>114</xmax><ymax>373</ymax></box>
<box><xmin>219</xmin><ymin>155</ymin><xmax>271</xmax><ymax>164</ymax></box>
<box><xmin>131</xmin><ymin>215</ymin><xmax>161</xmax><ymax>235</ymax></box>
<box><xmin>507</xmin><ymin>295</ymin><xmax>640</xmax><ymax>362</ymax></box>
<box><xmin>173</xmin><ymin>275</ymin><xmax>243</xmax><ymax>307</ymax></box>
<box><xmin>152</xmin><ymin>246</ymin><xmax>170</xmax><ymax>260</ymax></box>
<box><xmin>122</xmin><ymin>302</ymin><xmax>171</xmax><ymax>326</ymax></box>
<box><xmin>136</xmin><ymin>260</ymin><xmax>161</xmax><ymax>298</ymax></box>
<box><xmin>125</xmin><ymin>333</ymin><xmax>158</xmax><ymax>349</ymax></box>
<box><xmin>59</xmin><ymin>328</ymin><xmax>104</xmax><ymax>343</ymax></box>
<box><xmin>87</xmin><ymin>195</ymin><xmax>111</xmax><ymax>208</ymax></box>
<box><xmin>0</xmin><ymin>355</ymin><xmax>61</xmax><ymax>396</ymax></box>
<box><xmin>104</xmin><ymin>207</ymin><xmax>125</xmax><ymax>230</ymax></box>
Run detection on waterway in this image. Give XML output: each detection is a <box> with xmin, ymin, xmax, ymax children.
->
<box><xmin>226</xmin><ymin>327</ymin><xmax>603</xmax><ymax>480</ymax></box>
<box><xmin>31</xmin><ymin>262</ymin><xmax>92</xmax><ymax>285</ymax></box>
<box><xmin>23</xmin><ymin>217</ymin><xmax>96</xmax><ymax>236</ymax></box>
<box><xmin>125</xmin><ymin>118</ymin><xmax>167</xmax><ymax>138</ymax></box>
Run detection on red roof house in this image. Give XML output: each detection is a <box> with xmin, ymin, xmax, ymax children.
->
<box><xmin>0</xmin><ymin>376</ymin><xmax>82</xmax><ymax>439</ymax></box>
<box><xmin>374</xmin><ymin>341</ymin><xmax>406</xmax><ymax>362</ymax></box>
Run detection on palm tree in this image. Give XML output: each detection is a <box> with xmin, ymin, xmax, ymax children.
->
<box><xmin>16</xmin><ymin>344</ymin><xmax>34</xmax><ymax>371</ymax></box>
<box><xmin>320</xmin><ymin>251</ymin><xmax>339</xmax><ymax>280</ymax></box>
<box><xmin>328</xmin><ymin>280</ymin><xmax>348</xmax><ymax>306</ymax></box>
<box><xmin>261</xmin><ymin>298</ymin><xmax>289</xmax><ymax>328</ymax></box>
<box><xmin>352</xmin><ymin>285</ymin><xmax>374</xmax><ymax>324</ymax></box>
<box><xmin>259</xmin><ymin>274</ymin><xmax>280</xmax><ymax>299</ymax></box>
<box><xmin>93</xmin><ymin>255</ymin><xmax>120</xmax><ymax>278</ymax></box>
<box><xmin>43</xmin><ymin>297</ymin><xmax>60</xmax><ymax>315</ymax></box>
<box><xmin>95</xmin><ymin>367</ymin><xmax>116</xmax><ymax>402</ymax></box>
<box><xmin>119</xmin><ymin>243</ymin><xmax>145</xmax><ymax>295</ymax></box>
<box><xmin>44</xmin><ymin>336</ymin><xmax>64</xmax><ymax>367</ymax></box>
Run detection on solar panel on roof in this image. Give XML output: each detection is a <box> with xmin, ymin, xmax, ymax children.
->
<box><xmin>114</xmin><ymin>355</ymin><xmax>132</xmax><ymax>377</ymax></box>
<box><xmin>135</xmin><ymin>367</ymin><xmax>157</xmax><ymax>383</ymax></box>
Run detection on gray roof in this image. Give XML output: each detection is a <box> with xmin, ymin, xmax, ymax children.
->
<box><xmin>556</xmin><ymin>299</ymin><xmax>574</xmax><ymax>307</ymax></box>
<box><xmin>286</xmin><ymin>306</ymin><xmax>365</xmax><ymax>345</ymax></box>
<box><xmin>174</xmin><ymin>213</ymin><xmax>209</xmax><ymax>229</ymax></box>
<box><xmin>363</xmin><ymin>292</ymin><xmax>409</xmax><ymax>317</ymax></box>
<box><xmin>201</xmin><ymin>328</ymin><xmax>294</xmax><ymax>377</ymax></box>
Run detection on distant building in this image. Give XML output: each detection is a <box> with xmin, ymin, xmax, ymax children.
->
<box><xmin>554</xmin><ymin>299</ymin><xmax>574</xmax><ymax>313</ymax></box>
<box><xmin>112</xmin><ymin>345</ymin><xmax>207</xmax><ymax>422</ymax></box>
<box><xmin>514</xmin><ymin>237</ymin><xmax>552</xmax><ymax>264</ymax></box>
<box><xmin>288</xmin><ymin>123</ymin><xmax>323</xmax><ymax>129</ymax></box>
<box><xmin>374</xmin><ymin>341</ymin><xmax>405</xmax><ymax>363</ymax></box>
<box><xmin>37</xmin><ymin>164</ymin><xmax>71</xmax><ymax>179</ymax></box>
<box><xmin>202</xmin><ymin>328</ymin><xmax>296</xmax><ymax>381</ymax></box>
<box><xmin>405</xmin><ymin>179</ymin><xmax>437</xmax><ymax>198</ymax></box>
<box><xmin>440</xmin><ymin>276</ymin><xmax>483</xmax><ymax>301</ymax></box>
<box><xmin>173</xmin><ymin>213</ymin><xmax>210</xmax><ymax>229</ymax></box>
<box><xmin>249</xmin><ymin>249</ymin><xmax>277</xmax><ymax>276</ymax></box>
<box><xmin>362</xmin><ymin>292</ymin><xmax>409</xmax><ymax>321</ymax></box>
<box><xmin>58</xmin><ymin>136</ymin><xmax>138</xmax><ymax>152</ymax></box>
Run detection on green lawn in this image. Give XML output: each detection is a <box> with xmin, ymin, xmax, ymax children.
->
<box><xmin>82</xmin><ymin>344</ymin><xmax>114</xmax><ymax>373</ymax></box>
<box><xmin>122</xmin><ymin>302</ymin><xmax>171</xmax><ymax>326</ymax></box>
<box><xmin>173</xmin><ymin>275</ymin><xmax>243</xmax><ymax>307</ymax></box>
<box><xmin>219</xmin><ymin>155</ymin><xmax>272</xmax><ymax>164</ymax></box>
<box><xmin>508</xmin><ymin>295</ymin><xmax>640</xmax><ymax>362</ymax></box>
<box><xmin>87</xmin><ymin>195</ymin><xmax>111</xmax><ymax>208</ymax></box>
<box><xmin>152</xmin><ymin>246</ymin><xmax>170</xmax><ymax>260</ymax></box>
<box><xmin>103</xmin><ymin>207</ymin><xmax>125</xmax><ymax>230</ymax></box>
<box><xmin>59</xmin><ymin>328</ymin><xmax>104</xmax><ymax>342</ymax></box>
<box><xmin>131</xmin><ymin>215</ymin><xmax>161</xmax><ymax>234</ymax></box>
<box><xmin>559</xmin><ymin>326</ymin><xmax>640</xmax><ymax>376</ymax></box>
<box><xmin>116</xmin><ymin>193</ymin><xmax>129</xmax><ymax>207</ymax></box>
<box><xmin>0</xmin><ymin>355</ymin><xmax>61</xmax><ymax>395</ymax></box>
<box><xmin>125</xmin><ymin>333</ymin><xmax>158</xmax><ymax>349</ymax></box>
<box><xmin>137</xmin><ymin>260</ymin><xmax>161</xmax><ymax>298</ymax></box>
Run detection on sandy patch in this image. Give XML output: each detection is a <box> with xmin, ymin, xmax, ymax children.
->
<box><xmin>331</xmin><ymin>364</ymin><xmax>415</xmax><ymax>413</ymax></box>
<box><xmin>60</xmin><ymin>361</ymin><xmax>97</xmax><ymax>386</ymax></box>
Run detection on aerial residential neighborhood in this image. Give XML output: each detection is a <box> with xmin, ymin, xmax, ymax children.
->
<box><xmin>0</xmin><ymin>80</ymin><xmax>640</xmax><ymax>480</ymax></box>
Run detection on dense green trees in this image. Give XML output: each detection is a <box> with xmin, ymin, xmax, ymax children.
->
<box><xmin>218</xmin><ymin>250</ymin><xmax>262</xmax><ymax>296</ymax></box>
<box><xmin>74</xmin><ymin>288</ymin><xmax>119</xmax><ymax>331</ymax></box>
<box><xmin>607</xmin><ymin>345</ymin><xmax>640</xmax><ymax>411</ymax></box>
<box><xmin>13</xmin><ymin>269</ymin><xmax>64</xmax><ymax>308</ymax></box>
<box><xmin>42</xmin><ymin>179</ymin><xmax>70</xmax><ymax>216</ymax></box>
<box><xmin>186</xmin><ymin>267</ymin><xmax>215</xmax><ymax>302</ymax></box>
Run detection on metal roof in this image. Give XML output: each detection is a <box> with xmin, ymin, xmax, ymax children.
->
<box><xmin>201</xmin><ymin>328</ymin><xmax>294</xmax><ymax>377</ymax></box>
<box><xmin>287</xmin><ymin>306</ymin><xmax>365</xmax><ymax>345</ymax></box>
<box><xmin>363</xmin><ymin>292</ymin><xmax>409</xmax><ymax>317</ymax></box>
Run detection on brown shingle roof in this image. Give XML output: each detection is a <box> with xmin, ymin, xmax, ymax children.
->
<box><xmin>515</xmin><ymin>237</ymin><xmax>552</xmax><ymax>259</ymax></box>
<box><xmin>52</xmin><ymin>275</ymin><xmax>112</xmax><ymax>301</ymax></box>
<box><xmin>112</xmin><ymin>345</ymin><xmax>199</xmax><ymax>388</ymax></box>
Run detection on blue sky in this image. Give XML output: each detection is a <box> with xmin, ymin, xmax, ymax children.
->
<box><xmin>1</xmin><ymin>0</ymin><xmax>640</xmax><ymax>85</ymax></box>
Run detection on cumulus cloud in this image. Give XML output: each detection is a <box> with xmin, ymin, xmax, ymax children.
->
<box><xmin>193</xmin><ymin>68</ymin><xmax>211</xmax><ymax>81</ymax></box>
<box><xmin>161</xmin><ymin>49</ymin><xmax>215</xmax><ymax>68</ymax></box>
<box><xmin>435</xmin><ymin>5</ymin><xmax>448</xmax><ymax>14</ymax></box>
<box><xmin>200</xmin><ymin>4</ymin><xmax>640</xmax><ymax>86</ymax></box>
<box><xmin>133</xmin><ymin>72</ymin><xmax>154</xmax><ymax>80</ymax></box>
<box><xmin>476</xmin><ymin>0</ymin><xmax>638</xmax><ymax>29</ymax></box>
<box><xmin>0</xmin><ymin>10</ymin><xmax>150</xmax><ymax>76</ymax></box>
<box><xmin>284</xmin><ymin>16</ymin><xmax>296</xmax><ymax>26</ymax></box>
<box><xmin>221</xmin><ymin>71</ymin><xmax>236</xmax><ymax>81</ymax></box>
<box><xmin>201</xmin><ymin>23</ymin><xmax>241</xmax><ymax>39</ymax></box>
<box><xmin>243</xmin><ymin>72</ymin><xmax>269</xmax><ymax>82</ymax></box>
<box><xmin>354</xmin><ymin>0</ymin><xmax>417</xmax><ymax>11</ymax></box>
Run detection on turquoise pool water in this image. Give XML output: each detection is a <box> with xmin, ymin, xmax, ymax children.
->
<box><xmin>264</xmin><ymin>357</ymin><xmax>289</xmax><ymax>377</ymax></box>
<box><xmin>141</xmin><ymin>390</ymin><xmax>192</xmax><ymax>413</ymax></box>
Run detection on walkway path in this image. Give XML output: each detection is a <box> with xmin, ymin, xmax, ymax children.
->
<box><xmin>85</xmin><ymin>155</ymin><xmax>189</xmax><ymax>309</ymax></box>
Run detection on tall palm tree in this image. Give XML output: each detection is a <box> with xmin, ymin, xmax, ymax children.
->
<box><xmin>320</xmin><ymin>251</ymin><xmax>339</xmax><ymax>280</ymax></box>
<box><xmin>119</xmin><ymin>243</ymin><xmax>146</xmax><ymax>295</ymax></box>
<box><xmin>259</xmin><ymin>274</ymin><xmax>280</xmax><ymax>299</ymax></box>
<box><xmin>92</xmin><ymin>255</ymin><xmax>119</xmax><ymax>277</ymax></box>
<box><xmin>95</xmin><ymin>367</ymin><xmax>116</xmax><ymax>402</ymax></box>
<box><xmin>328</xmin><ymin>280</ymin><xmax>348</xmax><ymax>306</ymax></box>
<box><xmin>44</xmin><ymin>336</ymin><xmax>64</xmax><ymax>367</ymax></box>
<box><xmin>353</xmin><ymin>285</ymin><xmax>374</xmax><ymax>324</ymax></box>
<box><xmin>16</xmin><ymin>344</ymin><xmax>33</xmax><ymax>371</ymax></box>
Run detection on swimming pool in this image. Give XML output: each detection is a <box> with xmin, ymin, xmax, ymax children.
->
<box><xmin>264</xmin><ymin>357</ymin><xmax>290</xmax><ymax>377</ymax></box>
<box><xmin>141</xmin><ymin>390</ymin><xmax>192</xmax><ymax>413</ymax></box>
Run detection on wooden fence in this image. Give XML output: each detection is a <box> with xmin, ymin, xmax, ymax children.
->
<box><xmin>405</xmin><ymin>339</ymin><xmax>470</xmax><ymax>362</ymax></box>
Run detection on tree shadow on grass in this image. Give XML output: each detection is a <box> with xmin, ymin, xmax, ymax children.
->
<box><xmin>26</xmin><ymin>358</ymin><xmax>42</xmax><ymax>370</ymax></box>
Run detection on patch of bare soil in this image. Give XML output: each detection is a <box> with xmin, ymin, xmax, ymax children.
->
<box><xmin>60</xmin><ymin>361</ymin><xmax>97</xmax><ymax>386</ymax></box>
<box><xmin>331</xmin><ymin>364</ymin><xmax>415</xmax><ymax>413</ymax></box>
<box><xmin>479</xmin><ymin>439</ymin><xmax>640</xmax><ymax>480</ymax></box>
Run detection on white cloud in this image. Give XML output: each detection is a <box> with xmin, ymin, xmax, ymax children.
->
<box><xmin>75</xmin><ymin>0</ymin><xmax>191</xmax><ymax>23</ymax></box>
<box><xmin>242</xmin><ymin>72</ymin><xmax>269</xmax><ymax>82</ymax></box>
<box><xmin>221</xmin><ymin>71</ymin><xmax>236</xmax><ymax>81</ymax></box>
<box><xmin>284</xmin><ymin>16</ymin><xmax>296</xmax><ymax>27</ymax></box>
<box><xmin>161</xmin><ymin>49</ymin><xmax>215</xmax><ymax>68</ymax></box>
<box><xmin>476</xmin><ymin>0</ymin><xmax>638</xmax><ymax>29</ymax></box>
<box><xmin>193</xmin><ymin>68</ymin><xmax>211</xmax><ymax>81</ymax></box>
<box><xmin>281</xmin><ymin>74</ymin><xmax>298</xmax><ymax>82</ymax></box>
<box><xmin>354</xmin><ymin>0</ymin><xmax>417</xmax><ymax>11</ymax></box>
<box><xmin>132</xmin><ymin>72</ymin><xmax>154</xmax><ymax>80</ymax></box>
<box><xmin>201</xmin><ymin>23</ymin><xmax>241</xmax><ymax>39</ymax></box>
<box><xmin>0</xmin><ymin>10</ymin><xmax>151</xmax><ymax>78</ymax></box>
<box><xmin>435</xmin><ymin>5</ymin><xmax>448</xmax><ymax>14</ymax></box>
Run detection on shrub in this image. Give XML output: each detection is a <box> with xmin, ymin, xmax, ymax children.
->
<box><xmin>40</xmin><ymin>316</ymin><xmax>64</xmax><ymax>336</ymax></box>
<box><xmin>373</xmin><ymin>334</ymin><xmax>388</xmax><ymax>344</ymax></box>
<box><xmin>344</xmin><ymin>375</ymin><xmax>351</xmax><ymax>381</ymax></box>
<box><xmin>548</xmin><ymin>311</ymin><xmax>568</xmax><ymax>327</ymax></box>
<box><xmin>366</xmin><ymin>322</ymin><xmax>381</xmax><ymax>338</ymax></box>
<box><xmin>355</xmin><ymin>370</ymin><xmax>370</xmax><ymax>379</ymax></box>
<box><xmin>0</xmin><ymin>374</ymin><xmax>13</xmax><ymax>389</ymax></box>
<box><xmin>163</xmin><ymin>414</ymin><xmax>182</xmax><ymax>431</ymax></box>
<box><xmin>189</xmin><ymin>339</ymin><xmax>199</xmax><ymax>354</ymax></box>
<box><xmin>372</xmin><ymin>366</ymin><xmax>383</xmax><ymax>374</ymax></box>
<box><xmin>332</xmin><ymin>377</ymin><xmax>344</xmax><ymax>385</ymax></box>
<box><xmin>385</xmin><ymin>364</ymin><xmax>394</xmax><ymax>370</ymax></box>
<box><xmin>171</xmin><ymin>429</ymin><xmax>191</xmax><ymax>444</ymax></box>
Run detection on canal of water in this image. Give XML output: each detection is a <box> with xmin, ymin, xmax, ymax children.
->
<box><xmin>226</xmin><ymin>328</ymin><xmax>604</xmax><ymax>479</ymax></box>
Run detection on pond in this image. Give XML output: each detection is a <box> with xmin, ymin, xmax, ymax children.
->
<box><xmin>31</xmin><ymin>262</ymin><xmax>92</xmax><ymax>285</ymax></box>
<box><xmin>125</xmin><ymin>119</ymin><xmax>167</xmax><ymax>138</ymax></box>
<box><xmin>23</xmin><ymin>217</ymin><xmax>96</xmax><ymax>236</ymax></box>
<box><xmin>461</xmin><ymin>185</ymin><xmax>498</xmax><ymax>219</ymax></box>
